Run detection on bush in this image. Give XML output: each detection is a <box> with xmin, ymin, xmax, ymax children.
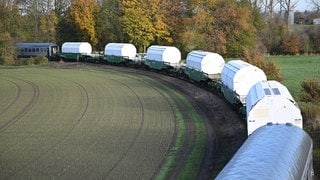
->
<box><xmin>243</xmin><ymin>45</ymin><xmax>282</xmax><ymax>82</ymax></box>
<box><xmin>0</xmin><ymin>55</ymin><xmax>16</xmax><ymax>65</ymax></box>
<box><xmin>34</xmin><ymin>56</ymin><xmax>49</xmax><ymax>65</ymax></box>
<box><xmin>300</xmin><ymin>79</ymin><xmax>320</xmax><ymax>131</ymax></box>
<box><xmin>300</xmin><ymin>79</ymin><xmax>320</xmax><ymax>104</ymax></box>
<box><xmin>301</xmin><ymin>103</ymin><xmax>320</xmax><ymax>130</ymax></box>
<box><xmin>19</xmin><ymin>58</ymin><xmax>35</xmax><ymax>65</ymax></box>
<box><xmin>280</xmin><ymin>33</ymin><xmax>300</xmax><ymax>55</ymax></box>
<box><xmin>18</xmin><ymin>56</ymin><xmax>49</xmax><ymax>65</ymax></box>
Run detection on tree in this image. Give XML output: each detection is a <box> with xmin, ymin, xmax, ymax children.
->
<box><xmin>278</xmin><ymin>0</ymin><xmax>299</xmax><ymax>29</ymax></box>
<box><xmin>178</xmin><ymin>0</ymin><xmax>227</xmax><ymax>55</ymax></box>
<box><xmin>243</xmin><ymin>44</ymin><xmax>282</xmax><ymax>82</ymax></box>
<box><xmin>68</xmin><ymin>0</ymin><xmax>99</xmax><ymax>46</ymax></box>
<box><xmin>54</xmin><ymin>0</ymin><xmax>71</xmax><ymax>17</ymax></box>
<box><xmin>162</xmin><ymin>0</ymin><xmax>185</xmax><ymax>47</ymax></box>
<box><xmin>213</xmin><ymin>0</ymin><xmax>258</xmax><ymax>57</ymax></box>
<box><xmin>40</xmin><ymin>12</ymin><xmax>58</xmax><ymax>42</ymax></box>
<box><xmin>306</xmin><ymin>26</ymin><xmax>320</xmax><ymax>53</ymax></box>
<box><xmin>121</xmin><ymin>0</ymin><xmax>172</xmax><ymax>52</ymax></box>
<box><xmin>95</xmin><ymin>0</ymin><xmax>123</xmax><ymax>49</ymax></box>
<box><xmin>0</xmin><ymin>32</ymin><xmax>16</xmax><ymax>65</ymax></box>
<box><xmin>307</xmin><ymin>0</ymin><xmax>320</xmax><ymax>11</ymax></box>
<box><xmin>261</xmin><ymin>0</ymin><xmax>279</xmax><ymax>21</ymax></box>
<box><xmin>0</xmin><ymin>2</ymin><xmax>20</xmax><ymax>64</ymax></box>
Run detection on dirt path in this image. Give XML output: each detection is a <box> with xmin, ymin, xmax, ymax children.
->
<box><xmin>56</xmin><ymin>62</ymin><xmax>246</xmax><ymax>178</ymax></box>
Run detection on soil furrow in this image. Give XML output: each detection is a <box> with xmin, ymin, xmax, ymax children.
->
<box><xmin>0</xmin><ymin>78</ymin><xmax>39</xmax><ymax>133</ymax></box>
<box><xmin>105</xmin><ymin>79</ymin><xmax>145</xmax><ymax>177</ymax></box>
<box><xmin>0</xmin><ymin>78</ymin><xmax>22</xmax><ymax>116</ymax></box>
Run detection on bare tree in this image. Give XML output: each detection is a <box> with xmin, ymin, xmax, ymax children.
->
<box><xmin>279</xmin><ymin>0</ymin><xmax>299</xmax><ymax>28</ymax></box>
<box><xmin>0</xmin><ymin>0</ymin><xmax>16</xmax><ymax>9</ymax></box>
<box><xmin>248</xmin><ymin>0</ymin><xmax>263</xmax><ymax>9</ymax></box>
<box><xmin>307</xmin><ymin>0</ymin><xmax>320</xmax><ymax>11</ymax></box>
<box><xmin>54</xmin><ymin>0</ymin><xmax>70</xmax><ymax>16</ymax></box>
<box><xmin>261</xmin><ymin>0</ymin><xmax>279</xmax><ymax>21</ymax></box>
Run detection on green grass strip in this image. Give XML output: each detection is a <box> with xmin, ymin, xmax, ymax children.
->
<box><xmin>151</xmin><ymin>81</ymin><xmax>206</xmax><ymax>179</ymax></box>
<box><xmin>155</xmin><ymin>92</ymin><xmax>186</xmax><ymax>180</ymax></box>
<box><xmin>176</xmin><ymin>92</ymin><xmax>206</xmax><ymax>179</ymax></box>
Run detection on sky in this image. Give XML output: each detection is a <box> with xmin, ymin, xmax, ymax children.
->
<box><xmin>295</xmin><ymin>0</ymin><xmax>313</xmax><ymax>11</ymax></box>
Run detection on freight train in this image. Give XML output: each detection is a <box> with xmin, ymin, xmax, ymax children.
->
<box><xmin>216</xmin><ymin>123</ymin><xmax>314</xmax><ymax>179</ymax></box>
<box><xmin>16</xmin><ymin>42</ymin><xmax>304</xmax><ymax>135</ymax></box>
<box><xmin>16</xmin><ymin>42</ymin><xmax>313</xmax><ymax>178</ymax></box>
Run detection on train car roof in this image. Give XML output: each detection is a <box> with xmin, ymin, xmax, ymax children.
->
<box><xmin>104</xmin><ymin>43</ymin><xmax>137</xmax><ymax>59</ymax></box>
<box><xmin>246</xmin><ymin>80</ymin><xmax>297</xmax><ymax>114</ymax></box>
<box><xmin>16</xmin><ymin>43</ymin><xmax>58</xmax><ymax>48</ymax></box>
<box><xmin>146</xmin><ymin>45</ymin><xmax>181</xmax><ymax>63</ymax></box>
<box><xmin>216</xmin><ymin>124</ymin><xmax>313</xmax><ymax>180</ymax></box>
<box><xmin>221</xmin><ymin>60</ymin><xmax>267</xmax><ymax>101</ymax></box>
<box><xmin>186</xmin><ymin>50</ymin><xmax>225</xmax><ymax>75</ymax></box>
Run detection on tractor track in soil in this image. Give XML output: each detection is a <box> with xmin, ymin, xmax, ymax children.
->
<box><xmin>105</xmin><ymin>79</ymin><xmax>145</xmax><ymax>177</ymax></box>
<box><xmin>0</xmin><ymin>77</ymin><xmax>39</xmax><ymax>134</ymax></box>
<box><xmin>4</xmin><ymin>80</ymin><xmax>91</xmax><ymax>179</ymax></box>
<box><xmin>80</xmin><ymin>63</ymin><xmax>247</xmax><ymax>179</ymax></box>
<box><xmin>0</xmin><ymin>78</ymin><xmax>22</xmax><ymax>116</ymax></box>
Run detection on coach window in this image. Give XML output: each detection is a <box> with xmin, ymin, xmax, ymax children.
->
<box><xmin>29</xmin><ymin>48</ymin><xmax>31</xmax><ymax>52</ymax></box>
<box><xmin>52</xmin><ymin>46</ymin><xmax>57</xmax><ymax>54</ymax></box>
<box><xmin>36</xmin><ymin>48</ymin><xmax>39</xmax><ymax>52</ymax></box>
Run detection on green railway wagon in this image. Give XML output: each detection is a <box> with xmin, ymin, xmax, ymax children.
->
<box><xmin>145</xmin><ymin>59</ymin><xmax>172</xmax><ymax>70</ymax></box>
<box><xmin>61</xmin><ymin>42</ymin><xmax>92</xmax><ymax>62</ymax></box>
<box><xmin>104</xmin><ymin>43</ymin><xmax>137</xmax><ymax>64</ymax></box>
<box><xmin>220</xmin><ymin>83</ymin><xmax>242</xmax><ymax>106</ymax></box>
<box><xmin>104</xmin><ymin>55</ymin><xmax>130</xmax><ymax>64</ymax></box>
<box><xmin>58</xmin><ymin>53</ymin><xmax>87</xmax><ymax>62</ymax></box>
<box><xmin>146</xmin><ymin>45</ymin><xmax>181</xmax><ymax>70</ymax></box>
<box><xmin>184</xmin><ymin>67</ymin><xmax>209</xmax><ymax>82</ymax></box>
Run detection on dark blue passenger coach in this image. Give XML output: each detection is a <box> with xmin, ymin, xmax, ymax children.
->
<box><xmin>16</xmin><ymin>43</ymin><xmax>59</xmax><ymax>58</ymax></box>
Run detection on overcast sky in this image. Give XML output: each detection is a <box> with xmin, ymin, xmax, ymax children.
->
<box><xmin>296</xmin><ymin>0</ymin><xmax>313</xmax><ymax>11</ymax></box>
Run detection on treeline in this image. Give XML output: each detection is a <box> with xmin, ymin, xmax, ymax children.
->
<box><xmin>1</xmin><ymin>0</ymin><xmax>320</xmax><ymax>65</ymax></box>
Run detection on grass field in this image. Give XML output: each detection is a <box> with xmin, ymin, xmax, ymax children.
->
<box><xmin>0</xmin><ymin>65</ymin><xmax>205</xmax><ymax>179</ymax></box>
<box><xmin>266</xmin><ymin>55</ymin><xmax>320</xmax><ymax>100</ymax></box>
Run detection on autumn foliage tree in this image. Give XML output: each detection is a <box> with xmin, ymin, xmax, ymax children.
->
<box><xmin>0</xmin><ymin>3</ymin><xmax>20</xmax><ymax>64</ymax></box>
<box><xmin>162</xmin><ymin>0</ymin><xmax>185</xmax><ymax>48</ymax></box>
<box><xmin>40</xmin><ymin>12</ymin><xmax>58</xmax><ymax>42</ymax></box>
<box><xmin>179</xmin><ymin>0</ymin><xmax>225</xmax><ymax>55</ymax></box>
<box><xmin>213</xmin><ymin>0</ymin><xmax>258</xmax><ymax>57</ymax></box>
<box><xmin>95</xmin><ymin>0</ymin><xmax>123</xmax><ymax>50</ymax></box>
<box><xmin>243</xmin><ymin>45</ymin><xmax>282</xmax><ymax>82</ymax></box>
<box><xmin>68</xmin><ymin>0</ymin><xmax>99</xmax><ymax>46</ymax></box>
<box><xmin>121</xmin><ymin>0</ymin><xmax>172</xmax><ymax>52</ymax></box>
